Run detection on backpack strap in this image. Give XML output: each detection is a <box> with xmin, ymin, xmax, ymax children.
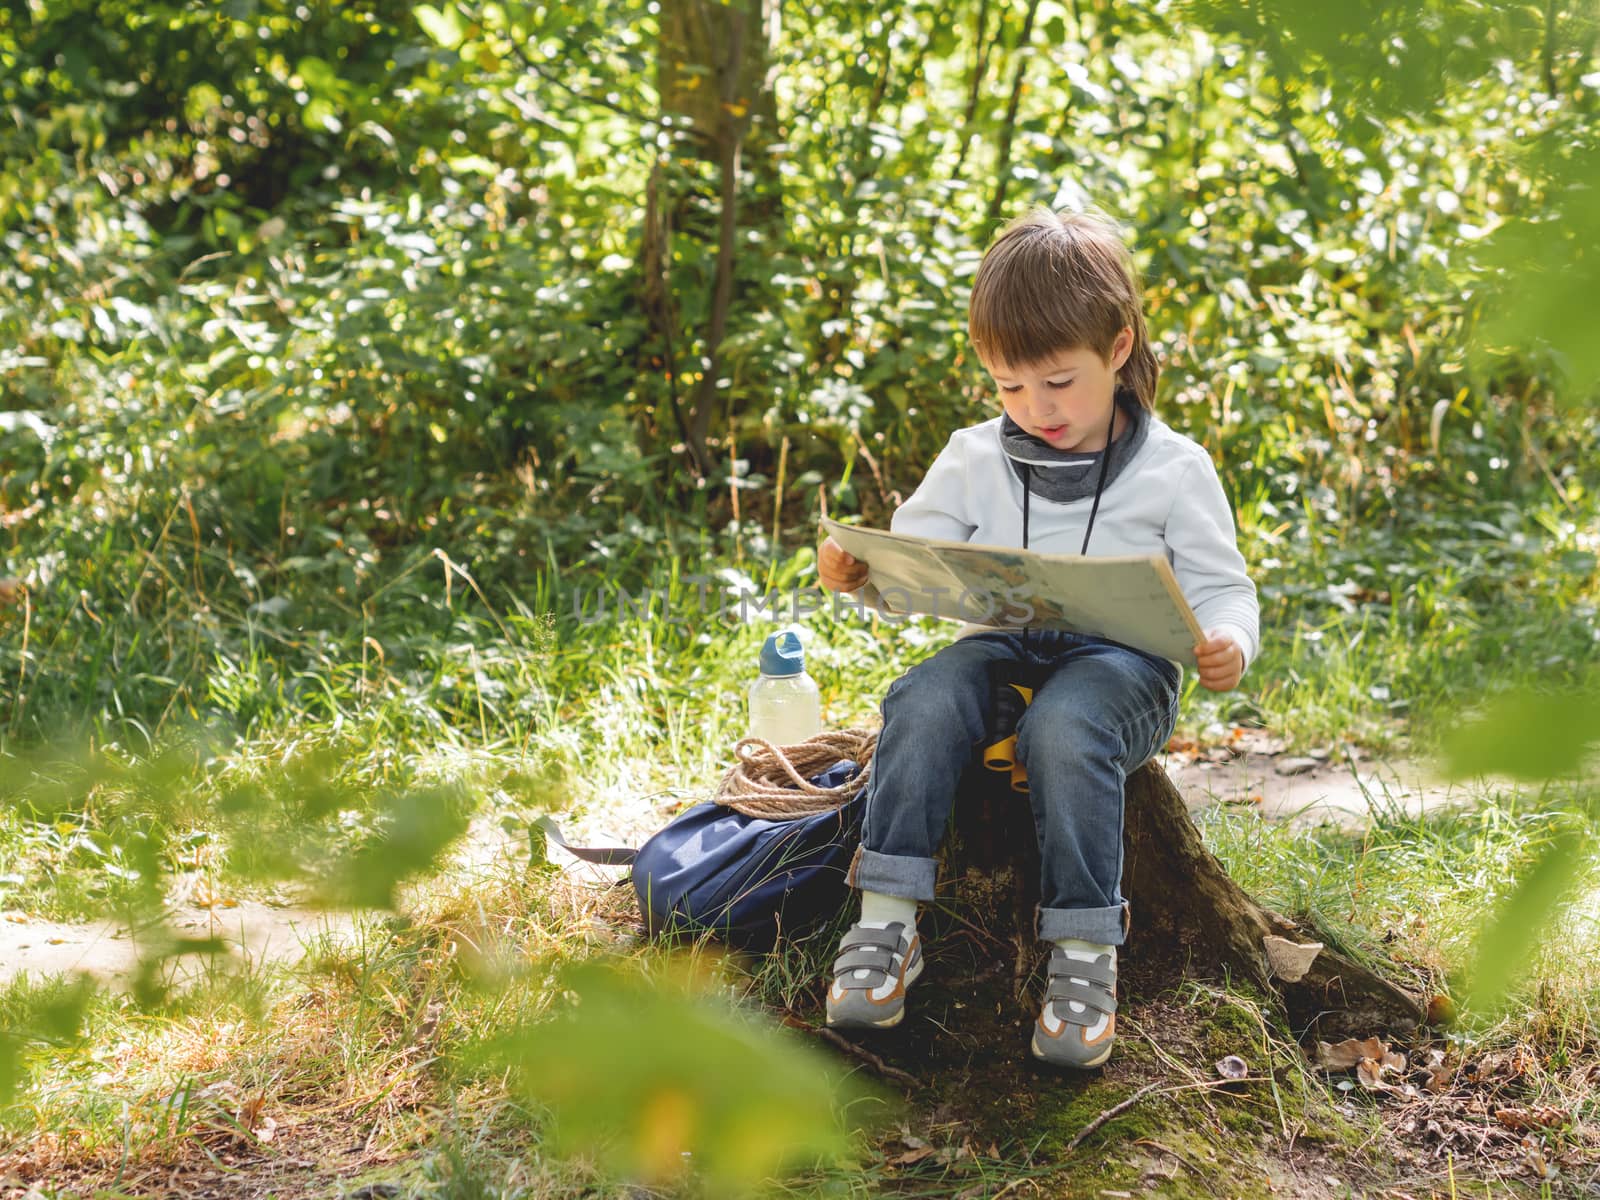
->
<box><xmin>535</xmin><ymin>816</ymin><xmax>638</xmax><ymax>867</ymax></box>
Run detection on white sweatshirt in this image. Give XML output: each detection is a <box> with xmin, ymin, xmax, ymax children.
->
<box><xmin>889</xmin><ymin>413</ymin><xmax>1261</xmax><ymax>673</ymax></box>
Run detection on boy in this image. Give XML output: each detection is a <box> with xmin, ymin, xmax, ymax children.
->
<box><xmin>816</xmin><ymin>208</ymin><xmax>1256</xmax><ymax>1067</ymax></box>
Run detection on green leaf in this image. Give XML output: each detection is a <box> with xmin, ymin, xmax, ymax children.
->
<box><xmin>1461</xmin><ymin>830</ymin><xmax>1590</xmax><ymax>1016</ymax></box>
<box><xmin>296</xmin><ymin>55</ymin><xmax>339</xmax><ymax>98</ymax></box>
<box><xmin>485</xmin><ymin>960</ymin><xmax>860</xmax><ymax>1193</ymax></box>
<box><xmin>302</xmin><ymin>98</ymin><xmax>343</xmax><ymax>135</ymax></box>
<box><xmin>1473</xmin><ymin>145</ymin><xmax>1600</xmax><ymax>405</ymax></box>
<box><xmin>1441</xmin><ymin>680</ymin><xmax>1600</xmax><ymax>781</ymax></box>
<box><xmin>0</xmin><ymin>976</ymin><xmax>95</xmax><ymax>1104</ymax></box>
<box><xmin>317</xmin><ymin>785</ymin><xmax>472</xmax><ymax>909</ymax></box>
<box><xmin>414</xmin><ymin>3</ymin><xmax>465</xmax><ymax>48</ymax></box>
<box><xmin>184</xmin><ymin>83</ymin><xmax>223</xmax><ymax>126</ymax></box>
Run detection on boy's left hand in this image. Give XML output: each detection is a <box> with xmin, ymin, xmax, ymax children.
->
<box><xmin>1193</xmin><ymin>631</ymin><xmax>1244</xmax><ymax>692</ymax></box>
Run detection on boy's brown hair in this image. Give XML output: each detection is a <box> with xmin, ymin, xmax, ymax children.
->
<box><xmin>967</xmin><ymin>207</ymin><xmax>1160</xmax><ymax>412</ymax></box>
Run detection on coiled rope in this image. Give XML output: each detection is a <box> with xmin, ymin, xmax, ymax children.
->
<box><xmin>713</xmin><ymin>727</ymin><xmax>879</xmax><ymax>820</ymax></box>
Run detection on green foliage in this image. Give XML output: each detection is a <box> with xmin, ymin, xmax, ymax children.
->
<box><xmin>483</xmin><ymin>958</ymin><xmax>860</xmax><ymax>1193</ymax></box>
<box><xmin>0</xmin><ymin>975</ymin><xmax>94</xmax><ymax>1106</ymax></box>
<box><xmin>1177</xmin><ymin>0</ymin><xmax>1541</xmax><ymax>122</ymax></box>
<box><xmin>1442</xmin><ymin>676</ymin><xmax>1600</xmax><ymax>782</ymax></box>
<box><xmin>0</xmin><ymin>0</ymin><xmax>1599</xmax><ymax>1183</ymax></box>
<box><xmin>1458</xmin><ymin>826</ymin><xmax>1592</xmax><ymax>1017</ymax></box>
<box><xmin>1436</xmin><ymin>673</ymin><xmax>1599</xmax><ymax>1016</ymax></box>
<box><xmin>1475</xmin><ymin>142</ymin><xmax>1600</xmax><ymax>401</ymax></box>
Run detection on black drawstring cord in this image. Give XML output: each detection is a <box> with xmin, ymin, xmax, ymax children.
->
<box><xmin>1022</xmin><ymin>463</ymin><xmax>1031</xmax><ymax>550</ymax></box>
<box><xmin>1081</xmin><ymin>400</ymin><xmax>1116</xmax><ymax>557</ymax></box>
<box><xmin>1022</xmin><ymin>463</ymin><xmax>1032</xmax><ymax>659</ymax></box>
<box><xmin>1019</xmin><ymin>401</ymin><xmax>1118</xmax><ymax>657</ymax></box>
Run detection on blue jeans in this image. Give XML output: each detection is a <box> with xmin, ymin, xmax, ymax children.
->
<box><xmin>850</xmin><ymin>630</ymin><xmax>1182</xmax><ymax>946</ymax></box>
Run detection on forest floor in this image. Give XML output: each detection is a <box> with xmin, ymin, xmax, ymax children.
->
<box><xmin>4</xmin><ymin>730</ymin><xmax>1594</xmax><ymax>1200</ymax></box>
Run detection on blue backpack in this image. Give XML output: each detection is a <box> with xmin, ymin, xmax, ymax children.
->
<box><xmin>538</xmin><ymin>759</ymin><xmax>866</xmax><ymax>950</ymax></box>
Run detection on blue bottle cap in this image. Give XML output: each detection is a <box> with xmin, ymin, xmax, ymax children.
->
<box><xmin>759</xmin><ymin>631</ymin><xmax>805</xmax><ymax>676</ymax></box>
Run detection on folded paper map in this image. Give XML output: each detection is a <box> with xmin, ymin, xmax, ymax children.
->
<box><xmin>819</xmin><ymin>516</ymin><xmax>1206</xmax><ymax>666</ymax></box>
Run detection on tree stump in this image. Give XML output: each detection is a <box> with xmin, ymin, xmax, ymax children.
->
<box><xmin>943</xmin><ymin>759</ymin><xmax>1427</xmax><ymax>1041</ymax></box>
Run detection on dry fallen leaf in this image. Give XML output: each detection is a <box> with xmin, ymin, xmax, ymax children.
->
<box><xmin>1422</xmin><ymin>1065</ymin><xmax>1452</xmax><ymax>1094</ymax></box>
<box><xmin>238</xmin><ymin>1092</ymin><xmax>274</xmax><ymax>1139</ymax></box>
<box><xmin>1470</xmin><ymin>1048</ymin><xmax>1532</xmax><ymax>1084</ymax></box>
<box><xmin>1381</xmin><ymin>1050</ymin><xmax>1407</xmax><ymax>1073</ymax></box>
<box><xmin>1317</xmin><ymin>1036</ymin><xmax>1388</xmax><ymax>1071</ymax></box>
<box><xmin>1494</xmin><ymin>1106</ymin><xmax>1568</xmax><ymax>1133</ymax></box>
<box><xmin>888</xmin><ymin>1146</ymin><xmax>937</xmax><ymax>1166</ymax></box>
<box><xmin>1356</xmin><ymin>1058</ymin><xmax>1386</xmax><ymax>1090</ymax></box>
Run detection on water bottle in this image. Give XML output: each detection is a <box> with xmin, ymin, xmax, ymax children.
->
<box><xmin>748</xmin><ymin>630</ymin><xmax>822</xmax><ymax>746</ymax></box>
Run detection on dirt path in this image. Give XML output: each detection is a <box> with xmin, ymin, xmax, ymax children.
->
<box><xmin>1162</xmin><ymin>735</ymin><xmax>1490</xmax><ymax>829</ymax></box>
<box><xmin>0</xmin><ymin>742</ymin><xmax>1502</xmax><ymax>989</ymax></box>
<box><xmin>0</xmin><ymin>900</ymin><xmax>360</xmax><ymax>990</ymax></box>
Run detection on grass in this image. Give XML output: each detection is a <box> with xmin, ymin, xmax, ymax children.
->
<box><xmin>5</xmin><ymin>460</ymin><xmax>1599</xmax><ymax>923</ymax></box>
<box><xmin>3</xmin><ymin>354</ymin><xmax>1599</xmax><ymax>1196</ymax></box>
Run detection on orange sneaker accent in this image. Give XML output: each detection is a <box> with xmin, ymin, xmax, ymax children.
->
<box><xmin>1082</xmin><ymin>1014</ymin><xmax>1115</xmax><ymax>1046</ymax></box>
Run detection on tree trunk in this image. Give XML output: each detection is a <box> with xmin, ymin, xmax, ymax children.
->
<box><xmin>943</xmin><ymin>760</ymin><xmax>1427</xmax><ymax>1041</ymax></box>
<box><xmin>658</xmin><ymin>0</ymin><xmax>779</xmax><ymax>162</ymax></box>
<box><xmin>637</xmin><ymin>158</ymin><xmax>701</xmax><ymax>477</ymax></box>
<box><xmin>651</xmin><ymin>0</ymin><xmax>782</xmax><ymax>481</ymax></box>
<box><xmin>951</xmin><ymin>0</ymin><xmax>996</xmax><ymax>180</ymax></box>
<box><xmin>986</xmin><ymin>0</ymin><xmax>1044</xmax><ymax>225</ymax></box>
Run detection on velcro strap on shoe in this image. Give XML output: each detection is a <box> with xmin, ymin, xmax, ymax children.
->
<box><xmin>1048</xmin><ymin>951</ymin><xmax>1115</xmax><ymax>988</ymax></box>
<box><xmin>840</xmin><ymin>922</ymin><xmax>904</xmax><ymax>954</ymax></box>
<box><xmin>834</xmin><ymin>947</ymin><xmax>895</xmax><ymax>976</ymax></box>
<box><xmin>1045</xmin><ymin>977</ymin><xmax>1117</xmax><ymax>1018</ymax></box>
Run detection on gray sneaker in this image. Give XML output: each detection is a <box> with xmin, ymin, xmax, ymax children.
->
<box><xmin>825</xmin><ymin>921</ymin><xmax>923</xmax><ymax>1029</ymax></box>
<box><xmin>1030</xmin><ymin>949</ymin><xmax>1117</xmax><ymax>1068</ymax></box>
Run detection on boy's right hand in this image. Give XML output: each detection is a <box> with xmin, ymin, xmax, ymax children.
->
<box><xmin>818</xmin><ymin>537</ymin><xmax>869</xmax><ymax>593</ymax></box>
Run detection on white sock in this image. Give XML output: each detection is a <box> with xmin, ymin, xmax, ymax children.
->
<box><xmin>1044</xmin><ymin>939</ymin><xmax>1116</xmax><ymax>1038</ymax></box>
<box><xmin>859</xmin><ymin>890</ymin><xmax>917</xmax><ymax>931</ymax></box>
<box><xmin>853</xmin><ymin>891</ymin><xmax>918</xmax><ymax>996</ymax></box>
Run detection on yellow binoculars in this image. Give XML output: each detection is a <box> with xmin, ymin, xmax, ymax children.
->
<box><xmin>980</xmin><ymin>669</ymin><xmax>1041</xmax><ymax>794</ymax></box>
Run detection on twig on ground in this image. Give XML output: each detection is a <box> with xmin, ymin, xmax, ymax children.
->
<box><xmin>813</xmin><ymin>1027</ymin><xmax>922</xmax><ymax>1089</ymax></box>
<box><xmin>1065</xmin><ymin>1081</ymin><xmax>1165</xmax><ymax>1153</ymax></box>
<box><xmin>1065</xmin><ymin>1078</ymin><xmax>1250</xmax><ymax>1154</ymax></box>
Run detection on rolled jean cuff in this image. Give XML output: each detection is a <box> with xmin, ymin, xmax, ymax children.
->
<box><xmin>850</xmin><ymin>848</ymin><xmax>938</xmax><ymax>903</ymax></box>
<box><xmin>1038</xmin><ymin>902</ymin><xmax>1130</xmax><ymax>946</ymax></box>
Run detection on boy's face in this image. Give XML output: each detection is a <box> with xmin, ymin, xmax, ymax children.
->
<box><xmin>982</xmin><ymin>327</ymin><xmax>1133</xmax><ymax>453</ymax></box>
